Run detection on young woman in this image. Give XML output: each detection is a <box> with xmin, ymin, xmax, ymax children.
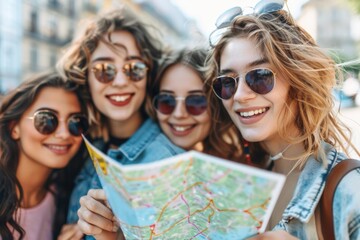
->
<box><xmin>205</xmin><ymin>1</ymin><xmax>360</xmax><ymax>239</ymax></box>
<box><xmin>56</xmin><ymin>9</ymin><xmax>184</xmax><ymax>238</ymax></box>
<box><xmin>148</xmin><ymin>48</ymin><xmax>240</xmax><ymax>158</ymax></box>
<box><xmin>0</xmin><ymin>71</ymin><xmax>89</xmax><ymax>240</ymax></box>
<box><xmin>74</xmin><ymin>48</ymin><xmax>242</xmax><ymax>239</ymax></box>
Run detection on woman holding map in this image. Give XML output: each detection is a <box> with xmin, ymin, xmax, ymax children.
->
<box><xmin>0</xmin><ymin>71</ymin><xmax>88</xmax><ymax>239</ymax></box>
<box><xmin>205</xmin><ymin>0</ymin><xmax>360</xmax><ymax>239</ymax></box>
<box><xmin>56</xmin><ymin>8</ymin><xmax>185</xmax><ymax>240</ymax></box>
<box><xmin>74</xmin><ymin>48</ymin><xmax>244</xmax><ymax>239</ymax></box>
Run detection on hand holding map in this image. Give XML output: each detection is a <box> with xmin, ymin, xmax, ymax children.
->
<box><xmin>84</xmin><ymin>137</ymin><xmax>285</xmax><ymax>240</ymax></box>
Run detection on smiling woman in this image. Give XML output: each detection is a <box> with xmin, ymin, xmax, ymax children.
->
<box><xmin>0</xmin><ymin>71</ymin><xmax>88</xmax><ymax>240</ymax></box>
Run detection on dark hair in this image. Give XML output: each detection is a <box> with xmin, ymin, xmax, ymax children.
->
<box><xmin>147</xmin><ymin>48</ymin><xmax>241</xmax><ymax>160</ymax></box>
<box><xmin>0</xmin><ymin>71</ymin><xmax>87</xmax><ymax>239</ymax></box>
<box><xmin>57</xmin><ymin>8</ymin><xmax>163</xmax><ymax>139</ymax></box>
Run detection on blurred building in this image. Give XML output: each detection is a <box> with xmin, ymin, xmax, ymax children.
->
<box><xmin>0</xmin><ymin>0</ymin><xmax>204</xmax><ymax>93</ymax></box>
<box><xmin>298</xmin><ymin>0</ymin><xmax>359</xmax><ymax>60</ymax></box>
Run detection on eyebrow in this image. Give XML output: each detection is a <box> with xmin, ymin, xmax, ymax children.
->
<box><xmin>159</xmin><ymin>89</ymin><xmax>204</xmax><ymax>94</ymax></box>
<box><xmin>91</xmin><ymin>56</ymin><xmax>144</xmax><ymax>63</ymax></box>
<box><xmin>219</xmin><ymin>57</ymin><xmax>269</xmax><ymax>75</ymax></box>
<box><xmin>34</xmin><ymin>107</ymin><xmax>82</xmax><ymax>116</ymax></box>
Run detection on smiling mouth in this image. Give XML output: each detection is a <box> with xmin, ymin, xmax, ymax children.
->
<box><xmin>170</xmin><ymin>124</ymin><xmax>195</xmax><ymax>132</ymax></box>
<box><xmin>239</xmin><ymin>107</ymin><xmax>269</xmax><ymax>118</ymax></box>
<box><xmin>108</xmin><ymin>94</ymin><xmax>132</xmax><ymax>102</ymax></box>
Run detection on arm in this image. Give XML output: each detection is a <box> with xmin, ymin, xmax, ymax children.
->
<box><xmin>77</xmin><ymin>189</ymin><xmax>119</xmax><ymax>240</ymax></box>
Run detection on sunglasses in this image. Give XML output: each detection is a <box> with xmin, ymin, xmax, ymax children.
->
<box><xmin>153</xmin><ymin>94</ymin><xmax>207</xmax><ymax>116</ymax></box>
<box><xmin>209</xmin><ymin>0</ymin><xmax>285</xmax><ymax>47</ymax></box>
<box><xmin>27</xmin><ymin>110</ymin><xmax>89</xmax><ymax>136</ymax></box>
<box><xmin>212</xmin><ymin>68</ymin><xmax>276</xmax><ymax>100</ymax></box>
<box><xmin>91</xmin><ymin>61</ymin><xmax>148</xmax><ymax>83</ymax></box>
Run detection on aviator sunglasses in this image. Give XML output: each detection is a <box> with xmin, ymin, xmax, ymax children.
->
<box><xmin>209</xmin><ymin>0</ymin><xmax>285</xmax><ymax>47</ymax></box>
<box><xmin>212</xmin><ymin>68</ymin><xmax>276</xmax><ymax>100</ymax></box>
<box><xmin>27</xmin><ymin>110</ymin><xmax>89</xmax><ymax>136</ymax></box>
<box><xmin>91</xmin><ymin>61</ymin><xmax>148</xmax><ymax>83</ymax></box>
<box><xmin>153</xmin><ymin>94</ymin><xmax>207</xmax><ymax>116</ymax></box>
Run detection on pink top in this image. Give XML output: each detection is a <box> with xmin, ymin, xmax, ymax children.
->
<box><xmin>12</xmin><ymin>191</ymin><xmax>56</xmax><ymax>240</ymax></box>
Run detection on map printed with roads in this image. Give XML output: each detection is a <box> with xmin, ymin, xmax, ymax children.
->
<box><xmin>84</xmin><ymin>137</ymin><xmax>285</xmax><ymax>240</ymax></box>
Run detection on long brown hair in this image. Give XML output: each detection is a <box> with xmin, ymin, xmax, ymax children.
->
<box><xmin>0</xmin><ymin>71</ymin><xmax>87</xmax><ymax>239</ymax></box>
<box><xmin>57</xmin><ymin>9</ymin><xmax>163</xmax><ymax>140</ymax></box>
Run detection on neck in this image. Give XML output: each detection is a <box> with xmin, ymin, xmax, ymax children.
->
<box><xmin>108</xmin><ymin>112</ymin><xmax>144</xmax><ymax>138</ymax></box>
<box><xmin>16</xmin><ymin>158</ymin><xmax>51</xmax><ymax>208</ymax></box>
<box><xmin>269</xmin><ymin>144</ymin><xmax>291</xmax><ymax>161</ymax></box>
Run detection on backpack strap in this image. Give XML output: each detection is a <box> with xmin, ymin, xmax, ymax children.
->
<box><xmin>320</xmin><ymin>159</ymin><xmax>360</xmax><ymax>240</ymax></box>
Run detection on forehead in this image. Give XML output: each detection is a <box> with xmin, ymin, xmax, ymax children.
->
<box><xmin>29</xmin><ymin>87</ymin><xmax>81</xmax><ymax>112</ymax></box>
<box><xmin>160</xmin><ymin>64</ymin><xmax>204</xmax><ymax>92</ymax></box>
<box><xmin>91</xmin><ymin>30</ymin><xmax>141</xmax><ymax>60</ymax></box>
<box><xmin>220</xmin><ymin>37</ymin><xmax>265</xmax><ymax>71</ymax></box>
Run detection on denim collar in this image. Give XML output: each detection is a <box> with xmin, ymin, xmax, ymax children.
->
<box><xmin>282</xmin><ymin>142</ymin><xmax>339</xmax><ymax>222</ymax></box>
<box><xmin>106</xmin><ymin>118</ymin><xmax>161</xmax><ymax>162</ymax></box>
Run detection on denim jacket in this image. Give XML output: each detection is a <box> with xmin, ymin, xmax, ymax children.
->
<box><xmin>273</xmin><ymin>142</ymin><xmax>360</xmax><ymax>240</ymax></box>
<box><xmin>66</xmin><ymin>119</ymin><xmax>184</xmax><ymax>224</ymax></box>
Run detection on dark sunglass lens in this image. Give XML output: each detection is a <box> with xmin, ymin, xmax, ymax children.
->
<box><xmin>212</xmin><ymin>76</ymin><xmax>237</xmax><ymax>100</ymax></box>
<box><xmin>68</xmin><ymin>115</ymin><xmax>89</xmax><ymax>136</ymax></box>
<box><xmin>245</xmin><ymin>69</ymin><xmax>274</xmax><ymax>94</ymax></box>
<box><xmin>34</xmin><ymin>111</ymin><xmax>58</xmax><ymax>135</ymax></box>
<box><xmin>154</xmin><ymin>95</ymin><xmax>176</xmax><ymax>115</ymax></box>
<box><xmin>254</xmin><ymin>0</ymin><xmax>284</xmax><ymax>15</ymax></box>
<box><xmin>185</xmin><ymin>95</ymin><xmax>207</xmax><ymax>115</ymax></box>
<box><xmin>124</xmin><ymin>62</ymin><xmax>147</xmax><ymax>81</ymax></box>
<box><xmin>93</xmin><ymin>63</ymin><xmax>116</xmax><ymax>83</ymax></box>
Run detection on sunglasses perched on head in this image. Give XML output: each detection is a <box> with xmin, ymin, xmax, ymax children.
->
<box><xmin>91</xmin><ymin>61</ymin><xmax>148</xmax><ymax>83</ymax></box>
<box><xmin>212</xmin><ymin>68</ymin><xmax>276</xmax><ymax>100</ymax></box>
<box><xmin>27</xmin><ymin>110</ymin><xmax>89</xmax><ymax>136</ymax></box>
<box><xmin>209</xmin><ymin>0</ymin><xmax>285</xmax><ymax>47</ymax></box>
<box><xmin>153</xmin><ymin>94</ymin><xmax>207</xmax><ymax>116</ymax></box>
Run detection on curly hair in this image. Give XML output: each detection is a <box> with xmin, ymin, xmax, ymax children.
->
<box><xmin>57</xmin><ymin>8</ymin><xmax>163</xmax><ymax>139</ymax></box>
<box><xmin>0</xmin><ymin>71</ymin><xmax>87</xmax><ymax>239</ymax></box>
<box><xmin>205</xmin><ymin>10</ymin><xmax>359</xmax><ymax>165</ymax></box>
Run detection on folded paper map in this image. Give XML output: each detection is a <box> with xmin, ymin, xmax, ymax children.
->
<box><xmin>84</xmin><ymin>137</ymin><xmax>285</xmax><ymax>239</ymax></box>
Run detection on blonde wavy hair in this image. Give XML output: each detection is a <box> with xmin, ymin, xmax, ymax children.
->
<box><xmin>57</xmin><ymin>9</ymin><xmax>163</xmax><ymax>139</ymax></box>
<box><xmin>205</xmin><ymin>10</ymin><xmax>359</xmax><ymax>166</ymax></box>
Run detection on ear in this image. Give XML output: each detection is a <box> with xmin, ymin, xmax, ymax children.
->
<box><xmin>10</xmin><ymin>122</ymin><xmax>20</xmax><ymax>140</ymax></box>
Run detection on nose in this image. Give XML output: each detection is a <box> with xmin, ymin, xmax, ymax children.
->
<box><xmin>112</xmin><ymin>68</ymin><xmax>129</xmax><ymax>87</ymax></box>
<box><xmin>172</xmin><ymin>98</ymin><xmax>189</xmax><ymax>118</ymax></box>
<box><xmin>233</xmin><ymin>77</ymin><xmax>257</xmax><ymax>103</ymax></box>
<box><xmin>54</xmin><ymin>121</ymin><xmax>71</xmax><ymax>139</ymax></box>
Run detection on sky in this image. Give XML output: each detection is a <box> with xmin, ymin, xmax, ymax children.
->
<box><xmin>170</xmin><ymin>0</ymin><xmax>309</xmax><ymax>37</ymax></box>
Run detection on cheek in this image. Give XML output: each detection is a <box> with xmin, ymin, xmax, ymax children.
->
<box><xmin>222</xmin><ymin>99</ymin><xmax>233</xmax><ymax>113</ymax></box>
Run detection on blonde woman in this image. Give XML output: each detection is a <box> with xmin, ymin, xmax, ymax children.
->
<box><xmin>205</xmin><ymin>0</ymin><xmax>360</xmax><ymax>239</ymax></box>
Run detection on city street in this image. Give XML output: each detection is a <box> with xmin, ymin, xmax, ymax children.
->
<box><xmin>339</xmin><ymin>106</ymin><xmax>360</xmax><ymax>157</ymax></box>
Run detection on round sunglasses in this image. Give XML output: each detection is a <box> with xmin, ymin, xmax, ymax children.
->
<box><xmin>27</xmin><ymin>110</ymin><xmax>89</xmax><ymax>136</ymax></box>
<box><xmin>212</xmin><ymin>68</ymin><xmax>276</xmax><ymax>100</ymax></box>
<box><xmin>91</xmin><ymin>61</ymin><xmax>148</xmax><ymax>83</ymax></box>
<box><xmin>153</xmin><ymin>94</ymin><xmax>207</xmax><ymax>116</ymax></box>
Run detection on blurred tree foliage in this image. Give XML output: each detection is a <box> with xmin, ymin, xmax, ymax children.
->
<box><xmin>347</xmin><ymin>0</ymin><xmax>360</xmax><ymax>13</ymax></box>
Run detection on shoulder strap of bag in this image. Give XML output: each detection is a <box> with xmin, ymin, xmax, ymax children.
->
<box><xmin>320</xmin><ymin>159</ymin><xmax>360</xmax><ymax>240</ymax></box>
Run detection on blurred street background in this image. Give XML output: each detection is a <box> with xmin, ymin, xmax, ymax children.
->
<box><xmin>0</xmin><ymin>0</ymin><xmax>359</xmax><ymax>155</ymax></box>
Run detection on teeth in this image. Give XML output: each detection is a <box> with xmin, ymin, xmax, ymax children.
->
<box><xmin>173</xmin><ymin>125</ymin><xmax>192</xmax><ymax>132</ymax></box>
<box><xmin>110</xmin><ymin>95</ymin><xmax>130</xmax><ymax>102</ymax></box>
<box><xmin>47</xmin><ymin>145</ymin><xmax>68</xmax><ymax>150</ymax></box>
<box><xmin>239</xmin><ymin>108</ymin><xmax>267</xmax><ymax>117</ymax></box>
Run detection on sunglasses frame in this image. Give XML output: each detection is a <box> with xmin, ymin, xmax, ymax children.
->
<box><xmin>209</xmin><ymin>0</ymin><xmax>285</xmax><ymax>47</ymax></box>
<box><xmin>153</xmin><ymin>94</ymin><xmax>208</xmax><ymax>116</ymax></box>
<box><xmin>91</xmin><ymin>61</ymin><xmax>148</xmax><ymax>83</ymax></box>
<box><xmin>212</xmin><ymin>68</ymin><xmax>277</xmax><ymax>100</ymax></box>
<box><xmin>27</xmin><ymin>110</ymin><xmax>88</xmax><ymax>136</ymax></box>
